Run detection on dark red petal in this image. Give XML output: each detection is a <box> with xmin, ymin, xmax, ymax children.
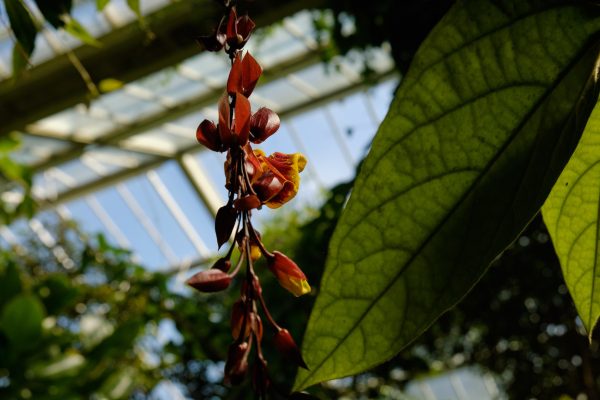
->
<box><xmin>236</xmin><ymin>15</ymin><xmax>255</xmax><ymax>41</ymax></box>
<box><xmin>273</xmin><ymin>329</ymin><xmax>308</xmax><ymax>369</ymax></box>
<box><xmin>196</xmin><ymin>119</ymin><xmax>222</xmax><ymax>151</ymax></box>
<box><xmin>215</xmin><ymin>204</ymin><xmax>237</xmax><ymax>249</ymax></box>
<box><xmin>226</xmin><ymin>8</ymin><xmax>238</xmax><ymax>47</ymax></box>
<box><xmin>218</xmin><ymin>92</ymin><xmax>233</xmax><ymax>147</ymax></box>
<box><xmin>227</xmin><ymin>53</ymin><xmax>243</xmax><ymax>95</ymax></box>
<box><xmin>186</xmin><ymin>269</ymin><xmax>232</xmax><ymax>292</ymax></box>
<box><xmin>241</xmin><ymin>52</ymin><xmax>262</xmax><ymax>97</ymax></box>
<box><xmin>234</xmin><ymin>194</ymin><xmax>261</xmax><ymax>211</ymax></box>
<box><xmin>233</xmin><ymin>92</ymin><xmax>251</xmax><ymax>145</ymax></box>
<box><xmin>253</xmin><ymin>172</ymin><xmax>284</xmax><ymax>204</ymax></box>
<box><xmin>250</xmin><ymin>107</ymin><xmax>280</xmax><ymax>143</ymax></box>
<box><xmin>243</xmin><ymin>144</ymin><xmax>263</xmax><ymax>182</ymax></box>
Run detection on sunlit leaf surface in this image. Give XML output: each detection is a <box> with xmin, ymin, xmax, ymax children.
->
<box><xmin>543</xmin><ymin>102</ymin><xmax>600</xmax><ymax>338</ymax></box>
<box><xmin>296</xmin><ymin>0</ymin><xmax>600</xmax><ymax>390</ymax></box>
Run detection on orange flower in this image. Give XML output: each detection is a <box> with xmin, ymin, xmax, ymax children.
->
<box><xmin>267</xmin><ymin>251</ymin><xmax>310</xmax><ymax>297</ymax></box>
<box><xmin>244</xmin><ymin>146</ymin><xmax>306</xmax><ymax>209</ymax></box>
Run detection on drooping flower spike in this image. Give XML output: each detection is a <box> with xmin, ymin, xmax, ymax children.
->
<box><xmin>187</xmin><ymin>2</ymin><xmax>310</xmax><ymax>398</ymax></box>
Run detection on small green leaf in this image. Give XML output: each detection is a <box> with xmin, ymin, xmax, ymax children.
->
<box><xmin>63</xmin><ymin>16</ymin><xmax>102</xmax><ymax>48</ymax></box>
<box><xmin>0</xmin><ymin>154</ymin><xmax>28</xmax><ymax>182</ymax></box>
<box><xmin>96</xmin><ymin>0</ymin><xmax>110</xmax><ymax>11</ymax></box>
<box><xmin>296</xmin><ymin>0</ymin><xmax>600</xmax><ymax>390</ymax></box>
<box><xmin>0</xmin><ymin>133</ymin><xmax>21</xmax><ymax>153</ymax></box>
<box><xmin>1</xmin><ymin>294</ymin><xmax>45</xmax><ymax>349</ymax></box>
<box><xmin>5</xmin><ymin>0</ymin><xmax>37</xmax><ymax>55</ymax></box>
<box><xmin>99</xmin><ymin>78</ymin><xmax>124</xmax><ymax>93</ymax></box>
<box><xmin>542</xmin><ymin>102</ymin><xmax>600</xmax><ymax>338</ymax></box>
<box><xmin>126</xmin><ymin>0</ymin><xmax>141</xmax><ymax>18</ymax></box>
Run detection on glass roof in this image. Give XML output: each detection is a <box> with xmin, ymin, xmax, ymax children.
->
<box><xmin>3</xmin><ymin>4</ymin><xmax>398</xmax><ymax>274</ymax></box>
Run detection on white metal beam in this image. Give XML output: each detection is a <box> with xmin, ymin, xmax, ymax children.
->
<box><xmin>177</xmin><ymin>153</ymin><xmax>223</xmax><ymax>217</ymax></box>
<box><xmin>146</xmin><ymin>170</ymin><xmax>211</xmax><ymax>257</ymax></box>
<box><xmin>116</xmin><ymin>184</ymin><xmax>179</xmax><ymax>266</ymax></box>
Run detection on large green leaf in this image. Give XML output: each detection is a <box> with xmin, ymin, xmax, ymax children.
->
<box><xmin>295</xmin><ymin>0</ymin><xmax>600</xmax><ymax>390</ymax></box>
<box><xmin>542</xmin><ymin>101</ymin><xmax>600</xmax><ymax>337</ymax></box>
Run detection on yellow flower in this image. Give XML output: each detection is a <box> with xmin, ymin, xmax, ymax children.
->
<box><xmin>249</xmin><ymin>148</ymin><xmax>307</xmax><ymax>209</ymax></box>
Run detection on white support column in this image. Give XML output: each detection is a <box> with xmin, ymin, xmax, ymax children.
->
<box><xmin>86</xmin><ymin>196</ymin><xmax>132</xmax><ymax>250</ymax></box>
<box><xmin>116</xmin><ymin>184</ymin><xmax>179</xmax><ymax>266</ymax></box>
<box><xmin>177</xmin><ymin>153</ymin><xmax>223</xmax><ymax>217</ymax></box>
<box><xmin>146</xmin><ymin>170</ymin><xmax>211</xmax><ymax>258</ymax></box>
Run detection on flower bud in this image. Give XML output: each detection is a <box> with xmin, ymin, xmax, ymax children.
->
<box><xmin>236</xmin><ymin>230</ymin><xmax>263</xmax><ymax>262</ymax></box>
<box><xmin>225</xmin><ymin>8</ymin><xmax>256</xmax><ymax>51</ymax></box>
<box><xmin>215</xmin><ymin>204</ymin><xmax>237</xmax><ymax>249</ymax></box>
<box><xmin>252</xmin><ymin>358</ymin><xmax>270</xmax><ymax>398</ymax></box>
<box><xmin>231</xmin><ymin>299</ymin><xmax>250</xmax><ymax>340</ymax></box>
<box><xmin>251</xmin><ymin>274</ymin><xmax>262</xmax><ymax>296</ymax></box>
<box><xmin>225</xmin><ymin>341</ymin><xmax>250</xmax><ymax>385</ymax></box>
<box><xmin>251</xmin><ymin>313</ymin><xmax>263</xmax><ymax>341</ymax></box>
<box><xmin>267</xmin><ymin>251</ymin><xmax>311</xmax><ymax>297</ymax></box>
<box><xmin>250</xmin><ymin>107</ymin><xmax>280</xmax><ymax>144</ymax></box>
<box><xmin>273</xmin><ymin>329</ymin><xmax>307</xmax><ymax>369</ymax></box>
<box><xmin>186</xmin><ymin>269</ymin><xmax>232</xmax><ymax>293</ymax></box>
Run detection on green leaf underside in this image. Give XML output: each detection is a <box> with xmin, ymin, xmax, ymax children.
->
<box><xmin>295</xmin><ymin>0</ymin><xmax>600</xmax><ymax>390</ymax></box>
<box><xmin>543</xmin><ymin>101</ymin><xmax>600</xmax><ymax>338</ymax></box>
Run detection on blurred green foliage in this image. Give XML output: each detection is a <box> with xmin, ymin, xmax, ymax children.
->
<box><xmin>310</xmin><ymin>0</ymin><xmax>454</xmax><ymax>77</ymax></box>
<box><xmin>0</xmin><ymin>177</ymin><xmax>598</xmax><ymax>399</ymax></box>
<box><xmin>0</xmin><ymin>133</ymin><xmax>34</xmax><ymax>223</ymax></box>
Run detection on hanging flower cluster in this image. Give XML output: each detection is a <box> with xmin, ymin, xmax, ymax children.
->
<box><xmin>187</xmin><ymin>2</ymin><xmax>309</xmax><ymax>397</ymax></box>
